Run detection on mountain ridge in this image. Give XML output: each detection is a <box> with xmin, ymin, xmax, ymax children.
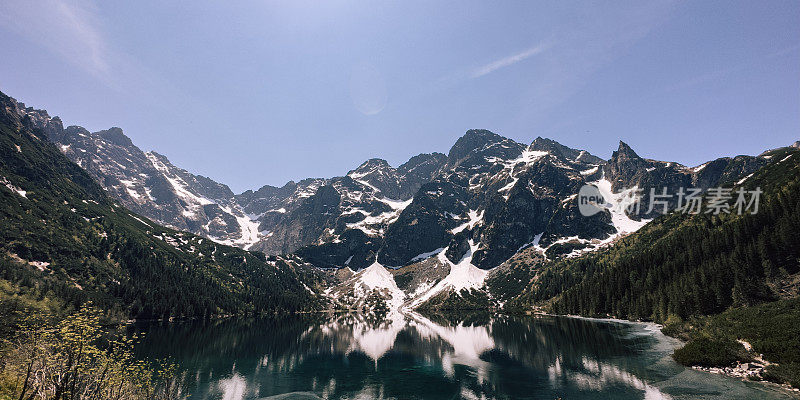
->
<box><xmin>4</xmin><ymin>90</ymin><xmax>785</xmax><ymax>312</ymax></box>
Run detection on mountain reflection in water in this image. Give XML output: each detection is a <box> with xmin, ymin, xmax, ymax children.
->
<box><xmin>130</xmin><ymin>312</ymin><xmax>790</xmax><ymax>400</ymax></box>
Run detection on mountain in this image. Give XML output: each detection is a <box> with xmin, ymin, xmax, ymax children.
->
<box><xmin>6</xmin><ymin>93</ymin><xmax>774</xmax><ymax>313</ymax></box>
<box><xmin>499</xmin><ymin>144</ymin><xmax>800</xmax><ymax>388</ymax></box>
<box><xmin>320</xmin><ymin>131</ymin><xmax>770</xmax><ymax>311</ymax></box>
<box><xmin>303</xmin><ymin>131</ymin><xmax>765</xmax><ymax>277</ymax></box>
<box><xmin>15</xmin><ymin>103</ymin><xmax>264</xmax><ymax>248</ymax></box>
<box><xmin>20</xmin><ymin>100</ymin><xmax>449</xmax><ymax>258</ymax></box>
<box><xmin>0</xmin><ymin>90</ymin><xmax>324</xmax><ymax>319</ymax></box>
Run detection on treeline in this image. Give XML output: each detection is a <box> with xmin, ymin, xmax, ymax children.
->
<box><xmin>513</xmin><ymin>148</ymin><xmax>800</xmax><ymax>322</ymax></box>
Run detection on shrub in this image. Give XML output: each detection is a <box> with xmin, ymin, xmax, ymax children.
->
<box><xmin>673</xmin><ymin>337</ymin><xmax>744</xmax><ymax>367</ymax></box>
<box><xmin>0</xmin><ymin>305</ymin><xmax>184</xmax><ymax>400</ymax></box>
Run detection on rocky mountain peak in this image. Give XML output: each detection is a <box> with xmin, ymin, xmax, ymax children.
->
<box><xmin>4</xmin><ymin>97</ymin><xmax>64</xmax><ymax>141</ymax></box>
<box><xmin>604</xmin><ymin>140</ymin><xmax>651</xmax><ymax>192</ymax></box>
<box><xmin>793</xmin><ymin>140</ymin><xmax>800</xmax><ymax>149</ymax></box>
<box><xmin>528</xmin><ymin>137</ymin><xmax>603</xmax><ymax>165</ymax></box>
<box><xmin>613</xmin><ymin>140</ymin><xmax>641</xmax><ymax>160</ymax></box>
<box><xmin>398</xmin><ymin>152</ymin><xmax>446</xmax><ymax>171</ymax></box>
<box><xmin>447</xmin><ymin>129</ymin><xmax>507</xmax><ymax>163</ymax></box>
<box><xmin>348</xmin><ymin>158</ymin><xmax>393</xmax><ymax>176</ymax></box>
<box><xmin>397</xmin><ymin>152</ymin><xmax>447</xmax><ymax>187</ymax></box>
<box><xmin>529</xmin><ymin>136</ymin><xmax>564</xmax><ymax>149</ymax></box>
<box><xmin>145</xmin><ymin>151</ymin><xmax>173</xmax><ymax>165</ymax></box>
<box><xmin>95</xmin><ymin>127</ymin><xmax>133</xmax><ymax>147</ymax></box>
<box><xmin>360</xmin><ymin>158</ymin><xmax>391</xmax><ymax>168</ymax></box>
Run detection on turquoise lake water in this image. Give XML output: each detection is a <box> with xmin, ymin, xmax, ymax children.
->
<box><xmin>130</xmin><ymin>312</ymin><xmax>794</xmax><ymax>399</ymax></box>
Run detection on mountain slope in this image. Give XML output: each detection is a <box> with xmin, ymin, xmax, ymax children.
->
<box><xmin>18</xmin><ymin>102</ymin><xmax>265</xmax><ymax>249</ymax></box>
<box><xmin>509</xmin><ymin>145</ymin><xmax>800</xmax><ymax>321</ymax></box>
<box><xmin>0</xmin><ymin>91</ymin><xmax>324</xmax><ymax>319</ymax></box>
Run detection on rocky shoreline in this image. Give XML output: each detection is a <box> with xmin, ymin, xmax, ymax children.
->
<box><xmin>679</xmin><ymin>338</ymin><xmax>800</xmax><ymax>395</ymax></box>
<box><xmin>690</xmin><ymin>363</ymin><xmax>800</xmax><ymax>395</ymax></box>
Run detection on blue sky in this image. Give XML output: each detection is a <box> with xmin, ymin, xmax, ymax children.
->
<box><xmin>1</xmin><ymin>1</ymin><xmax>798</xmax><ymax>192</ymax></box>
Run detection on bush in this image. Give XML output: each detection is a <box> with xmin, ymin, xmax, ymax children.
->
<box><xmin>673</xmin><ymin>337</ymin><xmax>744</xmax><ymax>367</ymax></box>
<box><xmin>660</xmin><ymin>314</ymin><xmax>688</xmax><ymax>340</ymax></box>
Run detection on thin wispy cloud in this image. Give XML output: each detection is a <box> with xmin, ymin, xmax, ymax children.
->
<box><xmin>432</xmin><ymin>0</ymin><xmax>675</xmax><ymax>116</ymax></box>
<box><xmin>0</xmin><ymin>0</ymin><xmax>192</xmax><ymax>112</ymax></box>
<box><xmin>470</xmin><ymin>43</ymin><xmax>550</xmax><ymax>79</ymax></box>
<box><xmin>0</xmin><ymin>0</ymin><xmax>110</xmax><ymax>81</ymax></box>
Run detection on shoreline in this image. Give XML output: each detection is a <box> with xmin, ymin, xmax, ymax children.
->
<box><xmin>539</xmin><ymin>312</ymin><xmax>800</xmax><ymax>397</ymax></box>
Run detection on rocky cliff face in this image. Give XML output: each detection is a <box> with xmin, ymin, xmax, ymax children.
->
<box><xmin>28</xmin><ymin>119</ymin><xmax>261</xmax><ymax>248</ymax></box>
<box><xmin>602</xmin><ymin>141</ymin><xmax>767</xmax><ymax>219</ymax></box>
<box><xmin>240</xmin><ymin>153</ymin><xmax>448</xmax><ymax>257</ymax></box>
<box><xmin>327</xmin><ymin>134</ymin><xmax>776</xmax><ymax>310</ymax></box>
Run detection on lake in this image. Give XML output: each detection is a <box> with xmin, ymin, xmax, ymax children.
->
<box><xmin>130</xmin><ymin>312</ymin><xmax>793</xmax><ymax>399</ymax></box>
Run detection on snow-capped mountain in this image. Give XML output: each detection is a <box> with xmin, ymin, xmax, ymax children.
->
<box><xmin>240</xmin><ymin>153</ymin><xmax>447</xmax><ymax>259</ymax></box>
<box><xmin>9</xmin><ymin>96</ymin><xmax>771</xmax><ymax>311</ymax></box>
<box><xmin>318</xmin><ymin>130</ymin><xmax>768</xmax><ymax>310</ymax></box>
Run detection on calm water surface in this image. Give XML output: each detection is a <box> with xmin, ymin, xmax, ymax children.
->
<box><xmin>131</xmin><ymin>312</ymin><xmax>793</xmax><ymax>400</ymax></box>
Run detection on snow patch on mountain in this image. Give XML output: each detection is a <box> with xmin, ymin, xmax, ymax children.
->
<box><xmin>146</xmin><ymin>153</ymin><xmax>214</xmax><ymax>206</ymax></box>
<box><xmin>580</xmin><ymin>166</ymin><xmax>599</xmax><ymax>176</ymax></box>
<box><xmin>345</xmin><ymin>198</ymin><xmax>413</xmax><ymax>236</ymax></box>
<box><xmin>349</xmin><ymin>261</ymin><xmax>407</xmax><ymax>310</ymax></box>
<box><xmin>692</xmin><ymin>162</ymin><xmax>709</xmax><ymax>172</ymax></box>
<box><xmin>452</xmin><ymin>209</ymin><xmax>483</xmax><ymax>234</ymax></box>
<box><xmin>736</xmin><ymin>173</ymin><xmax>754</xmax><ymax>185</ymax></box>
<box><xmin>118</xmin><ymin>179</ymin><xmax>141</xmax><ymax>200</ymax></box>
<box><xmin>410</xmin><ymin>247</ymin><xmax>446</xmax><ymax>263</ymax></box>
<box><xmin>215</xmin><ymin>205</ymin><xmax>263</xmax><ymax>249</ymax></box>
<box><xmin>593</xmin><ymin>177</ymin><xmax>650</xmax><ymax>235</ymax></box>
<box><xmin>380</xmin><ymin>197</ymin><xmax>412</xmax><ymax>211</ymax></box>
<box><xmin>409</xmin><ymin>240</ymin><xmax>487</xmax><ymax>308</ymax></box>
<box><xmin>518</xmin><ymin>232</ymin><xmax>544</xmax><ymax>252</ymax></box>
<box><xmin>1</xmin><ymin>176</ymin><xmax>27</xmax><ymax>198</ymax></box>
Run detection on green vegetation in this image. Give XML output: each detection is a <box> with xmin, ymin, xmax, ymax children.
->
<box><xmin>485</xmin><ymin>248</ymin><xmax>544</xmax><ymax>304</ymax></box>
<box><xmin>0</xmin><ymin>295</ymin><xmax>182</xmax><ymax>400</ymax></box>
<box><xmin>672</xmin><ymin>337</ymin><xmax>745</xmax><ymax>367</ymax></box>
<box><xmin>544</xmin><ymin>242</ymin><xmax>586</xmax><ymax>259</ymax></box>
<box><xmin>418</xmin><ymin>288</ymin><xmax>493</xmax><ymax>311</ymax></box>
<box><xmin>667</xmin><ymin>298</ymin><xmax>800</xmax><ymax>387</ymax></box>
